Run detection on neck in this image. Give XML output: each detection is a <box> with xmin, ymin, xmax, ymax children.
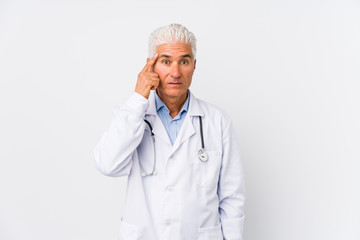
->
<box><xmin>157</xmin><ymin>91</ymin><xmax>188</xmax><ymax>118</ymax></box>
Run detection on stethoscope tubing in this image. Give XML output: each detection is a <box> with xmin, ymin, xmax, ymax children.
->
<box><xmin>199</xmin><ymin>116</ymin><xmax>205</xmax><ymax>149</ymax></box>
<box><xmin>142</xmin><ymin>116</ymin><xmax>207</xmax><ymax>176</ymax></box>
<box><xmin>143</xmin><ymin>119</ymin><xmax>157</xmax><ymax>176</ymax></box>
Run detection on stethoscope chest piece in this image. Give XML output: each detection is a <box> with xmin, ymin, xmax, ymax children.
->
<box><xmin>197</xmin><ymin>148</ymin><xmax>208</xmax><ymax>162</ymax></box>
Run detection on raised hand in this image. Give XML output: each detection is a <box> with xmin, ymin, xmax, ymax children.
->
<box><xmin>135</xmin><ymin>53</ymin><xmax>160</xmax><ymax>99</ymax></box>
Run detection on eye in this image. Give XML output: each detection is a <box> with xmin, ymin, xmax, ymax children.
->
<box><xmin>180</xmin><ymin>59</ymin><xmax>189</xmax><ymax>65</ymax></box>
<box><xmin>162</xmin><ymin>60</ymin><xmax>170</xmax><ymax>65</ymax></box>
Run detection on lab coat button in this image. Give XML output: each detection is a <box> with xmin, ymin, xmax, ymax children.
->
<box><xmin>164</xmin><ymin>219</ymin><xmax>171</xmax><ymax>225</ymax></box>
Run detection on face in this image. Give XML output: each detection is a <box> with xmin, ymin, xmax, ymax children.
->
<box><xmin>154</xmin><ymin>43</ymin><xmax>196</xmax><ymax>101</ymax></box>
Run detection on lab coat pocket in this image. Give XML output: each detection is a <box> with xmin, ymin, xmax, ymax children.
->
<box><xmin>198</xmin><ymin>223</ymin><xmax>223</xmax><ymax>240</ymax></box>
<box><xmin>194</xmin><ymin>150</ymin><xmax>222</xmax><ymax>188</ymax></box>
<box><xmin>118</xmin><ymin>218</ymin><xmax>140</xmax><ymax>240</ymax></box>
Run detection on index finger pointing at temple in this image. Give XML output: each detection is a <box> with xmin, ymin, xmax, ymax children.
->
<box><xmin>144</xmin><ymin>53</ymin><xmax>159</xmax><ymax>72</ymax></box>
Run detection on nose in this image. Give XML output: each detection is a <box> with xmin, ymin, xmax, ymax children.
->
<box><xmin>169</xmin><ymin>63</ymin><xmax>181</xmax><ymax>78</ymax></box>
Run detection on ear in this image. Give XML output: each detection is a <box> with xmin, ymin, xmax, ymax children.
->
<box><xmin>194</xmin><ymin>59</ymin><xmax>197</xmax><ymax>70</ymax></box>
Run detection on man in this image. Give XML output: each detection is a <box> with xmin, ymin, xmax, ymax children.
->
<box><xmin>94</xmin><ymin>23</ymin><xmax>245</xmax><ymax>240</ymax></box>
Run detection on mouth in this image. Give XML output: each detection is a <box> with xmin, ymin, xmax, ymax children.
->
<box><xmin>168</xmin><ymin>82</ymin><xmax>182</xmax><ymax>85</ymax></box>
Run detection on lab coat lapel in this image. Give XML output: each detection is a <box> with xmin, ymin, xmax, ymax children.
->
<box><xmin>145</xmin><ymin>91</ymin><xmax>172</xmax><ymax>146</ymax></box>
<box><xmin>152</xmin><ymin>115</ymin><xmax>172</xmax><ymax>145</ymax></box>
<box><xmin>170</xmin><ymin>114</ymin><xmax>195</xmax><ymax>156</ymax></box>
<box><xmin>169</xmin><ymin>91</ymin><xmax>204</xmax><ymax>156</ymax></box>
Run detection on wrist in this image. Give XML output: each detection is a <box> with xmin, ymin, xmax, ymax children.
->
<box><xmin>135</xmin><ymin>88</ymin><xmax>150</xmax><ymax>99</ymax></box>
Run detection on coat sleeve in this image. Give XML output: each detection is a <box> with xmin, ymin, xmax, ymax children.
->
<box><xmin>218</xmin><ymin>117</ymin><xmax>246</xmax><ymax>240</ymax></box>
<box><xmin>93</xmin><ymin>92</ymin><xmax>149</xmax><ymax>177</ymax></box>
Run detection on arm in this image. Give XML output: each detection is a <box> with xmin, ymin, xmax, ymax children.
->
<box><xmin>218</xmin><ymin>118</ymin><xmax>246</xmax><ymax>239</ymax></box>
<box><xmin>93</xmin><ymin>93</ymin><xmax>149</xmax><ymax>177</ymax></box>
<box><xmin>93</xmin><ymin>54</ymin><xmax>160</xmax><ymax>177</ymax></box>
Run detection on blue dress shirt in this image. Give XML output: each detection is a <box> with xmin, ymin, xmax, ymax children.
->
<box><xmin>154</xmin><ymin>91</ymin><xmax>190</xmax><ymax>145</ymax></box>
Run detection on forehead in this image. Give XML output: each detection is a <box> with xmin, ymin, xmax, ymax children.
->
<box><xmin>156</xmin><ymin>43</ymin><xmax>193</xmax><ymax>58</ymax></box>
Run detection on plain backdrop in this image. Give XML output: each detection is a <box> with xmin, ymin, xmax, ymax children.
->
<box><xmin>1</xmin><ymin>0</ymin><xmax>359</xmax><ymax>239</ymax></box>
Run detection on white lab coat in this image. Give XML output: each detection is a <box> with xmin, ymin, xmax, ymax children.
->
<box><xmin>94</xmin><ymin>90</ymin><xmax>245</xmax><ymax>240</ymax></box>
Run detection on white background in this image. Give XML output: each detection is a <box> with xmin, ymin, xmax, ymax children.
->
<box><xmin>1</xmin><ymin>0</ymin><xmax>359</xmax><ymax>239</ymax></box>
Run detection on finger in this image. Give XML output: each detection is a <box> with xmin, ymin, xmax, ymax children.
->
<box><xmin>144</xmin><ymin>53</ymin><xmax>159</xmax><ymax>72</ymax></box>
<box><xmin>138</xmin><ymin>71</ymin><xmax>158</xmax><ymax>81</ymax></box>
<box><xmin>150</xmin><ymin>79</ymin><xmax>160</xmax><ymax>90</ymax></box>
<box><xmin>141</xmin><ymin>58</ymin><xmax>150</xmax><ymax>72</ymax></box>
<box><xmin>148</xmin><ymin>53</ymin><xmax>159</xmax><ymax>66</ymax></box>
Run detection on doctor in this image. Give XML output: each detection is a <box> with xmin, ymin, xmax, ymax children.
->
<box><xmin>94</xmin><ymin>23</ymin><xmax>245</xmax><ymax>240</ymax></box>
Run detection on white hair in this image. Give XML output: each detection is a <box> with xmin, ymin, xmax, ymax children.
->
<box><xmin>148</xmin><ymin>23</ymin><xmax>197</xmax><ymax>58</ymax></box>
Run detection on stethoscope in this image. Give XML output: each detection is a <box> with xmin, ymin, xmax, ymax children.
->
<box><xmin>141</xmin><ymin>116</ymin><xmax>208</xmax><ymax>177</ymax></box>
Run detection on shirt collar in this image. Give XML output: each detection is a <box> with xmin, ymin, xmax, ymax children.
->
<box><xmin>146</xmin><ymin>90</ymin><xmax>203</xmax><ymax>117</ymax></box>
<box><xmin>154</xmin><ymin>90</ymin><xmax>190</xmax><ymax>115</ymax></box>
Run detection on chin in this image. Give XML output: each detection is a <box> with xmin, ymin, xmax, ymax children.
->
<box><xmin>169</xmin><ymin>89</ymin><xmax>187</xmax><ymax>96</ymax></box>
<box><xmin>160</xmin><ymin>89</ymin><xmax>187</xmax><ymax>98</ymax></box>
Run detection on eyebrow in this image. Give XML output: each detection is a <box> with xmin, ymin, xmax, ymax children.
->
<box><xmin>180</xmin><ymin>54</ymin><xmax>192</xmax><ymax>59</ymax></box>
<box><xmin>159</xmin><ymin>54</ymin><xmax>171</xmax><ymax>58</ymax></box>
<box><xmin>159</xmin><ymin>54</ymin><xmax>192</xmax><ymax>59</ymax></box>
